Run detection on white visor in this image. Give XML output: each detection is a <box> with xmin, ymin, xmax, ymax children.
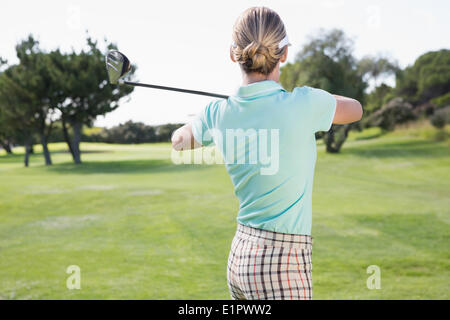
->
<box><xmin>277</xmin><ymin>35</ymin><xmax>290</xmax><ymax>49</ymax></box>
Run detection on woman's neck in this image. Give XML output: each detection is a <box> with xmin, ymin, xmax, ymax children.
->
<box><xmin>241</xmin><ymin>68</ymin><xmax>280</xmax><ymax>86</ymax></box>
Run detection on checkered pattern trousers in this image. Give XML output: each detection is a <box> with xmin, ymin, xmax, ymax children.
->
<box><xmin>227</xmin><ymin>223</ymin><xmax>313</xmax><ymax>300</ymax></box>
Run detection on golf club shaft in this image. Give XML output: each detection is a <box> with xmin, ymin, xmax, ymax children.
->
<box><xmin>120</xmin><ymin>80</ymin><xmax>229</xmax><ymax>99</ymax></box>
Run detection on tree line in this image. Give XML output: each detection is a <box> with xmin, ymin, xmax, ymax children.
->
<box><xmin>0</xmin><ymin>35</ymin><xmax>134</xmax><ymax>166</ymax></box>
<box><xmin>69</xmin><ymin>121</ymin><xmax>183</xmax><ymax>144</ymax></box>
<box><xmin>88</xmin><ymin>122</ymin><xmax>183</xmax><ymax>144</ymax></box>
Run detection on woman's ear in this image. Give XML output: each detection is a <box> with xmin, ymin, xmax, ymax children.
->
<box><xmin>280</xmin><ymin>47</ymin><xmax>288</xmax><ymax>63</ymax></box>
<box><xmin>230</xmin><ymin>46</ymin><xmax>237</xmax><ymax>63</ymax></box>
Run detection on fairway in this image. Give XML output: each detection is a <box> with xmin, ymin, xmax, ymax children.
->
<box><xmin>1</xmin><ymin>128</ymin><xmax>449</xmax><ymax>299</ymax></box>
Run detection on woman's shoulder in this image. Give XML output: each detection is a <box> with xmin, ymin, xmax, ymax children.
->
<box><xmin>289</xmin><ymin>86</ymin><xmax>333</xmax><ymax>103</ymax></box>
<box><xmin>290</xmin><ymin>85</ymin><xmax>314</xmax><ymax>96</ymax></box>
<box><xmin>281</xmin><ymin>86</ymin><xmax>313</xmax><ymax>105</ymax></box>
<box><xmin>291</xmin><ymin>86</ymin><xmax>332</xmax><ymax>95</ymax></box>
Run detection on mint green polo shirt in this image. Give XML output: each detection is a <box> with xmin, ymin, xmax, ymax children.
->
<box><xmin>191</xmin><ymin>80</ymin><xmax>336</xmax><ymax>235</ymax></box>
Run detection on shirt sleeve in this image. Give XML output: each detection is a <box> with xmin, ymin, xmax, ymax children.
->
<box><xmin>190</xmin><ymin>101</ymin><xmax>216</xmax><ymax>147</ymax></box>
<box><xmin>306</xmin><ymin>87</ymin><xmax>337</xmax><ymax>132</ymax></box>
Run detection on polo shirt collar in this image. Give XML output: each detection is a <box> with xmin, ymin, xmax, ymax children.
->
<box><xmin>235</xmin><ymin>80</ymin><xmax>286</xmax><ymax>98</ymax></box>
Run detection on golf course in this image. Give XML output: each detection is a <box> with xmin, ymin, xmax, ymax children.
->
<box><xmin>0</xmin><ymin>124</ymin><xmax>449</xmax><ymax>300</ymax></box>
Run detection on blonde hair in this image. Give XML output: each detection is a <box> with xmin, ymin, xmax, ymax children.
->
<box><xmin>231</xmin><ymin>7</ymin><xmax>287</xmax><ymax>75</ymax></box>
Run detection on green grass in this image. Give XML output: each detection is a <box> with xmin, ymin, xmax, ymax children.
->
<box><xmin>0</xmin><ymin>127</ymin><xmax>449</xmax><ymax>299</ymax></box>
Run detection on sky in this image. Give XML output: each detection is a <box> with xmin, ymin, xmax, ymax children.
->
<box><xmin>1</xmin><ymin>0</ymin><xmax>449</xmax><ymax>127</ymax></box>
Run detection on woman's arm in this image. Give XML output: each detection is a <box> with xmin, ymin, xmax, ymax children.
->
<box><xmin>172</xmin><ymin>94</ymin><xmax>363</xmax><ymax>150</ymax></box>
<box><xmin>332</xmin><ymin>95</ymin><xmax>363</xmax><ymax>125</ymax></box>
<box><xmin>171</xmin><ymin>123</ymin><xmax>202</xmax><ymax>151</ymax></box>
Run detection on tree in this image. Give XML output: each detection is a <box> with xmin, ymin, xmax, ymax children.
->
<box><xmin>0</xmin><ymin>59</ymin><xmax>14</xmax><ymax>154</ymax></box>
<box><xmin>280</xmin><ymin>29</ymin><xmax>366</xmax><ymax>153</ymax></box>
<box><xmin>357</xmin><ymin>54</ymin><xmax>399</xmax><ymax>123</ymax></box>
<box><xmin>52</xmin><ymin>36</ymin><xmax>135</xmax><ymax>164</ymax></box>
<box><xmin>0</xmin><ymin>105</ymin><xmax>15</xmax><ymax>154</ymax></box>
<box><xmin>12</xmin><ymin>36</ymin><xmax>60</xmax><ymax>165</ymax></box>
<box><xmin>362</xmin><ymin>83</ymin><xmax>396</xmax><ymax>124</ymax></box>
<box><xmin>0</xmin><ymin>65</ymin><xmax>38</xmax><ymax>166</ymax></box>
<box><xmin>1</xmin><ymin>35</ymin><xmax>135</xmax><ymax>164</ymax></box>
<box><xmin>431</xmin><ymin>92</ymin><xmax>450</xmax><ymax>109</ymax></box>
<box><xmin>358</xmin><ymin>54</ymin><xmax>399</xmax><ymax>88</ymax></box>
<box><xmin>396</xmin><ymin>49</ymin><xmax>450</xmax><ymax>105</ymax></box>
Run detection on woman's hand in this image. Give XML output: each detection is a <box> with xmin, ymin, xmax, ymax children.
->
<box><xmin>171</xmin><ymin>123</ymin><xmax>202</xmax><ymax>151</ymax></box>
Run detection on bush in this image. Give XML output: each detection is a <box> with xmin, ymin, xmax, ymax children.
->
<box><xmin>367</xmin><ymin>97</ymin><xmax>416</xmax><ymax>131</ymax></box>
<box><xmin>430</xmin><ymin>106</ymin><xmax>450</xmax><ymax>129</ymax></box>
<box><xmin>364</xmin><ymin>84</ymin><xmax>395</xmax><ymax>116</ymax></box>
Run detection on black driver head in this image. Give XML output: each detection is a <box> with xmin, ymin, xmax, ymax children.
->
<box><xmin>106</xmin><ymin>50</ymin><xmax>131</xmax><ymax>84</ymax></box>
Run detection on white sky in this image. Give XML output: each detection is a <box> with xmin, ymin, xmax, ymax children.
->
<box><xmin>1</xmin><ymin>0</ymin><xmax>449</xmax><ymax>127</ymax></box>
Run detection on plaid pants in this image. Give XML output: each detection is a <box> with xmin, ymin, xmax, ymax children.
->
<box><xmin>227</xmin><ymin>223</ymin><xmax>313</xmax><ymax>300</ymax></box>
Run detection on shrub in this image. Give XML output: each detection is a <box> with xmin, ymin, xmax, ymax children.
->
<box><xmin>367</xmin><ymin>97</ymin><xmax>416</xmax><ymax>131</ymax></box>
<box><xmin>430</xmin><ymin>106</ymin><xmax>450</xmax><ymax>129</ymax></box>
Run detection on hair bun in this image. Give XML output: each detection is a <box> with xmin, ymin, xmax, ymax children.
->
<box><xmin>241</xmin><ymin>41</ymin><xmax>272</xmax><ymax>73</ymax></box>
<box><xmin>231</xmin><ymin>7</ymin><xmax>287</xmax><ymax>75</ymax></box>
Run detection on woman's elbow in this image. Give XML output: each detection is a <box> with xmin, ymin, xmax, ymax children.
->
<box><xmin>348</xmin><ymin>100</ymin><xmax>363</xmax><ymax>123</ymax></box>
<box><xmin>333</xmin><ymin>99</ymin><xmax>363</xmax><ymax>124</ymax></box>
<box><xmin>355</xmin><ymin>101</ymin><xmax>363</xmax><ymax>122</ymax></box>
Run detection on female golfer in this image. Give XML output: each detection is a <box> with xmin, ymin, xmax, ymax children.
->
<box><xmin>172</xmin><ymin>7</ymin><xmax>362</xmax><ymax>300</ymax></box>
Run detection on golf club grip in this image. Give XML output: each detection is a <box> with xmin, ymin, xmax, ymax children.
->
<box><xmin>123</xmin><ymin>81</ymin><xmax>229</xmax><ymax>99</ymax></box>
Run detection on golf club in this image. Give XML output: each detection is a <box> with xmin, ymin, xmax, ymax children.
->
<box><xmin>106</xmin><ymin>50</ymin><xmax>229</xmax><ymax>99</ymax></box>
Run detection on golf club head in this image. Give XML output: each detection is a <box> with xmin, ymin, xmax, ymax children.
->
<box><xmin>106</xmin><ymin>50</ymin><xmax>131</xmax><ymax>84</ymax></box>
